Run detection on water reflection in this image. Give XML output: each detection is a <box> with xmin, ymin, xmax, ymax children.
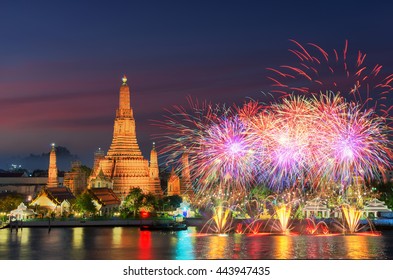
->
<box><xmin>344</xmin><ymin>235</ymin><xmax>385</xmax><ymax>259</ymax></box>
<box><xmin>232</xmin><ymin>234</ymin><xmax>243</xmax><ymax>259</ymax></box>
<box><xmin>112</xmin><ymin>227</ymin><xmax>122</xmax><ymax>247</ymax></box>
<box><xmin>73</xmin><ymin>227</ymin><xmax>83</xmax><ymax>249</ymax></box>
<box><xmin>138</xmin><ymin>231</ymin><xmax>152</xmax><ymax>259</ymax></box>
<box><xmin>174</xmin><ymin>228</ymin><xmax>195</xmax><ymax>259</ymax></box>
<box><xmin>345</xmin><ymin>236</ymin><xmax>366</xmax><ymax>259</ymax></box>
<box><xmin>206</xmin><ymin>235</ymin><xmax>230</xmax><ymax>259</ymax></box>
<box><xmin>274</xmin><ymin>236</ymin><xmax>293</xmax><ymax>259</ymax></box>
<box><xmin>0</xmin><ymin>227</ymin><xmax>392</xmax><ymax>260</ymax></box>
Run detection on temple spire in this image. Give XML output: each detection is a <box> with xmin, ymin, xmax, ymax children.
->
<box><xmin>149</xmin><ymin>142</ymin><xmax>159</xmax><ymax>179</ymax></box>
<box><xmin>122</xmin><ymin>75</ymin><xmax>127</xmax><ymax>85</ymax></box>
<box><xmin>90</xmin><ymin>76</ymin><xmax>162</xmax><ymax>199</ymax></box>
<box><xmin>119</xmin><ymin>75</ymin><xmax>131</xmax><ymax>110</ymax></box>
<box><xmin>107</xmin><ymin>75</ymin><xmax>140</xmax><ymax>157</ymax></box>
<box><xmin>181</xmin><ymin>147</ymin><xmax>193</xmax><ymax>196</ymax></box>
<box><xmin>47</xmin><ymin>143</ymin><xmax>58</xmax><ymax>188</ymax></box>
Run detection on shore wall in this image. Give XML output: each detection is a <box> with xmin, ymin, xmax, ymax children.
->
<box><xmin>4</xmin><ymin>217</ymin><xmax>393</xmax><ymax>229</ymax></box>
<box><xmin>13</xmin><ymin>219</ymin><xmax>167</xmax><ymax>228</ymax></box>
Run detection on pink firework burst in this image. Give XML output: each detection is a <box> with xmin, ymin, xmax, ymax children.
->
<box><xmin>267</xmin><ymin>95</ymin><xmax>316</xmax><ymax>188</ymax></box>
<box><xmin>316</xmin><ymin>100</ymin><xmax>392</xmax><ymax>186</ymax></box>
<box><xmin>197</xmin><ymin>115</ymin><xmax>259</xmax><ymax>192</ymax></box>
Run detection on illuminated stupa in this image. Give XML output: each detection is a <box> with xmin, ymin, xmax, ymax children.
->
<box><xmin>167</xmin><ymin>167</ymin><xmax>180</xmax><ymax>196</ymax></box>
<box><xmin>47</xmin><ymin>143</ymin><xmax>58</xmax><ymax>188</ymax></box>
<box><xmin>180</xmin><ymin>149</ymin><xmax>193</xmax><ymax>196</ymax></box>
<box><xmin>89</xmin><ymin>76</ymin><xmax>162</xmax><ymax>199</ymax></box>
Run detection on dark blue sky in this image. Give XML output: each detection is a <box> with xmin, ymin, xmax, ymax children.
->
<box><xmin>1</xmin><ymin>1</ymin><xmax>392</xmax><ymax>168</ymax></box>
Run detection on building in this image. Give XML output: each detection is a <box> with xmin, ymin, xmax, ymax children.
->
<box><xmin>89</xmin><ymin>76</ymin><xmax>162</xmax><ymax>200</ymax></box>
<box><xmin>29</xmin><ymin>143</ymin><xmax>74</xmax><ymax>216</ymax></box>
<box><xmin>302</xmin><ymin>198</ymin><xmax>331</xmax><ymax>218</ymax></box>
<box><xmin>63</xmin><ymin>161</ymin><xmax>88</xmax><ymax>195</ymax></box>
<box><xmin>30</xmin><ymin>187</ymin><xmax>75</xmax><ymax>216</ymax></box>
<box><xmin>91</xmin><ymin>148</ymin><xmax>105</xmax><ymax>178</ymax></box>
<box><xmin>47</xmin><ymin>143</ymin><xmax>59</xmax><ymax>187</ymax></box>
<box><xmin>149</xmin><ymin>142</ymin><xmax>161</xmax><ymax>195</ymax></box>
<box><xmin>363</xmin><ymin>198</ymin><xmax>392</xmax><ymax>218</ymax></box>
<box><xmin>0</xmin><ymin>177</ymin><xmax>63</xmax><ymax>199</ymax></box>
<box><xmin>89</xmin><ymin>168</ymin><xmax>113</xmax><ymax>189</ymax></box>
<box><xmin>180</xmin><ymin>150</ymin><xmax>193</xmax><ymax>197</ymax></box>
<box><xmin>88</xmin><ymin>188</ymin><xmax>121</xmax><ymax>216</ymax></box>
<box><xmin>10</xmin><ymin>203</ymin><xmax>35</xmax><ymax>220</ymax></box>
<box><xmin>0</xmin><ymin>146</ymin><xmax>64</xmax><ymax>198</ymax></box>
<box><xmin>167</xmin><ymin>168</ymin><xmax>181</xmax><ymax>196</ymax></box>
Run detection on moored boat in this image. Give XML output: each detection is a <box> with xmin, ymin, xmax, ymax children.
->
<box><xmin>140</xmin><ymin>222</ymin><xmax>187</xmax><ymax>231</ymax></box>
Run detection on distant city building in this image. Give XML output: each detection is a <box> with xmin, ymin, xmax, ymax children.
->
<box><xmin>0</xmin><ymin>177</ymin><xmax>62</xmax><ymax>198</ymax></box>
<box><xmin>0</xmin><ymin>169</ymin><xmax>64</xmax><ymax>199</ymax></box>
<box><xmin>0</xmin><ymin>171</ymin><xmax>28</xmax><ymax>177</ymax></box>
<box><xmin>63</xmin><ymin>161</ymin><xmax>88</xmax><ymax>195</ymax></box>
<box><xmin>89</xmin><ymin>76</ymin><xmax>162</xmax><ymax>200</ymax></box>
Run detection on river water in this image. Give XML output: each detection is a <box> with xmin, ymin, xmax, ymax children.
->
<box><xmin>1</xmin><ymin>227</ymin><xmax>392</xmax><ymax>260</ymax></box>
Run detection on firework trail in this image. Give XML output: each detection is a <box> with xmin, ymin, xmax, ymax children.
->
<box><xmin>267</xmin><ymin>39</ymin><xmax>393</xmax><ymax>115</ymax></box>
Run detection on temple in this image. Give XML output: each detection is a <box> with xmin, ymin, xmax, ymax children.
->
<box><xmin>89</xmin><ymin>76</ymin><xmax>162</xmax><ymax>199</ymax></box>
<box><xmin>63</xmin><ymin>161</ymin><xmax>88</xmax><ymax>195</ymax></box>
<box><xmin>167</xmin><ymin>168</ymin><xmax>180</xmax><ymax>196</ymax></box>
<box><xmin>47</xmin><ymin>143</ymin><xmax>58</xmax><ymax>187</ymax></box>
<box><xmin>180</xmin><ymin>150</ymin><xmax>193</xmax><ymax>196</ymax></box>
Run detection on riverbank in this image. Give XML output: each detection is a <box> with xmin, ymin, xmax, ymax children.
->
<box><xmin>2</xmin><ymin>217</ymin><xmax>393</xmax><ymax>229</ymax></box>
<box><xmin>2</xmin><ymin>217</ymin><xmax>206</xmax><ymax>228</ymax></box>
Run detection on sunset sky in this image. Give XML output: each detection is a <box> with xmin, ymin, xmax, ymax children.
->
<box><xmin>1</xmin><ymin>1</ymin><xmax>392</xmax><ymax>168</ymax></box>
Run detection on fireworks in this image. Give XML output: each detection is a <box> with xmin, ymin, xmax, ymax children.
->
<box><xmin>197</xmin><ymin>116</ymin><xmax>258</xmax><ymax>189</ymax></box>
<box><xmin>157</xmin><ymin>93</ymin><xmax>391</xmax><ymax>197</ymax></box>
<box><xmin>155</xmin><ymin>41</ymin><xmax>392</xmax><ymax>201</ymax></box>
<box><xmin>267</xmin><ymin>39</ymin><xmax>393</xmax><ymax>115</ymax></box>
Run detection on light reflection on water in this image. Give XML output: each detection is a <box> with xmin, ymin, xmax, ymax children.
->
<box><xmin>275</xmin><ymin>236</ymin><xmax>293</xmax><ymax>259</ymax></box>
<box><xmin>0</xmin><ymin>227</ymin><xmax>392</xmax><ymax>260</ymax></box>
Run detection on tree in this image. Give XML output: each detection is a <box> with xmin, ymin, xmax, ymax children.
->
<box><xmin>167</xmin><ymin>195</ymin><xmax>182</xmax><ymax>210</ymax></box>
<box><xmin>250</xmin><ymin>185</ymin><xmax>272</xmax><ymax>200</ymax></box>
<box><xmin>140</xmin><ymin>193</ymin><xmax>158</xmax><ymax>212</ymax></box>
<box><xmin>79</xmin><ymin>165</ymin><xmax>92</xmax><ymax>177</ymax></box>
<box><xmin>73</xmin><ymin>193</ymin><xmax>96</xmax><ymax>215</ymax></box>
<box><xmin>384</xmin><ymin>194</ymin><xmax>393</xmax><ymax>210</ymax></box>
<box><xmin>0</xmin><ymin>193</ymin><xmax>24</xmax><ymax>212</ymax></box>
<box><xmin>122</xmin><ymin>187</ymin><xmax>145</xmax><ymax>217</ymax></box>
<box><xmin>372</xmin><ymin>181</ymin><xmax>393</xmax><ymax>209</ymax></box>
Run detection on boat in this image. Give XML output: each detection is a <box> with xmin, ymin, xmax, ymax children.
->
<box><xmin>140</xmin><ymin>222</ymin><xmax>188</xmax><ymax>231</ymax></box>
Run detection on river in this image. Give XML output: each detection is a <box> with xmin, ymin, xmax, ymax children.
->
<box><xmin>1</xmin><ymin>227</ymin><xmax>392</xmax><ymax>259</ymax></box>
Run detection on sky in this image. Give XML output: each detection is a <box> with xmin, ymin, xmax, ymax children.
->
<box><xmin>1</xmin><ymin>1</ymin><xmax>392</xmax><ymax>169</ymax></box>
